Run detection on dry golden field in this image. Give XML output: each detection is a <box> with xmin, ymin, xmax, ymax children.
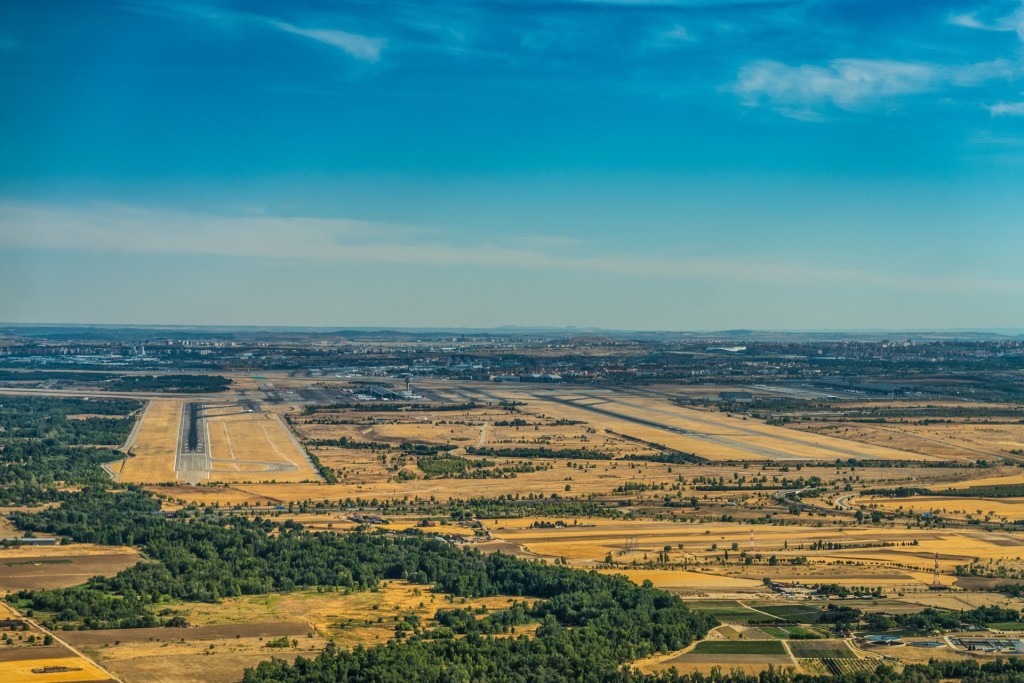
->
<box><xmin>292</xmin><ymin>403</ymin><xmax>639</xmax><ymax>454</ymax></box>
<box><xmin>116</xmin><ymin>399</ymin><xmax>181</xmax><ymax>483</ymax></box>
<box><xmin>0</xmin><ymin>656</ymin><xmax>113</xmax><ymax>683</ymax></box>
<box><xmin>933</xmin><ymin>468</ymin><xmax>1024</xmax><ymax>491</ymax></box>
<box><xmin>479</xmin><ymin>517</ymin><xmax>1024</xmax><ymax>591</ymax></box>
<box><xmin>794</xmin><ymin>419</ymin><xmax>1024</xmax><ymax>461</ymax></box>
<box><xmin>141</xmin><ymin>457</ymin><xmax>964</xmax><ymax>509</ymax></box>
<box><xmin>858</xmin><ymin>494</ymin><xmax>1024</xmax><ymax>521</ymax></box>
<box><xmin>205</xmin><ymin>409</ymin><xmax>316</xmax><ymax>483</ymax></box>
<box><xmin>148</xmin><ymin>457</ymin><xmax>679</xmax><ymax>506</ymax></box>
<box><xmin>167</xmin><ymin>581</ymin><xmax>526</xmax><ymax>641</ymax></box>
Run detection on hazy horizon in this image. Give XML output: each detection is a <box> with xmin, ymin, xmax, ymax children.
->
<box><xmin>2</xmin><ymin>1</ymin><xmax>1023</xmax><ymax>329</ymax></box>
<box><xmin>3</xmin><ymin>321</ymin><xmax>1023</xmax><ymax>338</ymax></box>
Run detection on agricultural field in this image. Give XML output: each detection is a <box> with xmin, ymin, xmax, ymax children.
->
<box><xmin>64</xmin><ymin>622</ymin><xmax>320</xmax><ymax>683</ymax></box>
<box><xmin>0</xmin><ymin>602</ymin><xmax>115</xmax><ymax>683</ymax></box>
<box><xmin>692</xmin><ymin>640</ymin><xmax>787</xmax><ymax>654</ymax></box>
<box><xmin>0</xmin><ymin>544</ymin><xmax>141</xmax><ymax>591</ymax></box>
<box><xmin>790</xmin><ymin>403</ymin><xmax>1024</xmax><ymax>462</ymax></box>
<box><xmin>787</xmin><ymin>640</ymin><xmax>856</xmax><ymax>658</ymax></box>
<box><xmin>857</xmin><ymin>494</ymin><xmax>1024</xmax><ymax>522</ymax></box>
<box><xmin>476</xmin><ymin>516</ymin><xmax>1024</xmax><ymax>589</ymax></box>
<box><xmin>634</xmin><ymin>632</ymin><xmax>796</xmax><ymax>676</ymax></box>
<box><xmin>682</xmin><ymin>600</ymin><xmax>765</xmax><ymax>623</ymax></box>
<box><xmin>0</xmin><ymin>656</ymin><xmax>114</xmax><ymax>683</ymax></box>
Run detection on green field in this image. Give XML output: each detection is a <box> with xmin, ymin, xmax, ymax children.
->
<box><xmin>691</xmin><ymin>600</ymin><xmax>763</xmax><ymax>624</ymax></box>
<box><xmin>788</xmin><ymin>640</ymin><xmax>855</xmax><ymax>659</ymax></box>
<box><xmin>751</xmin><ymin>604</ymin><xmax>826</xmax><ymax>624</ymax></box>
<box><xmin>989</xmin><ymin>622</ymin><xmax>1024</xmax><ymax>631</ymax></box>
<box><xmin>760</xmin><ymin>625</ymin><xmax>821</xmax><ymax>639</ymax></box>
<box><xmin>692</xmin><ymin>640</ymin><xmax>787</xmax><ymax>655</ymax></box>
<box><xmin>798</xmin><ymin>658</ymin><xmax>879</xmax><ymax>676</ymax></box>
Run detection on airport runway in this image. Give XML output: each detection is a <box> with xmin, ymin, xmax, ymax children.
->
<box><xmin>465</xmin><ymin>386</ymin><xmax>893</xmax><ymax>461</ymax></box>
<box><xmin>175</xmin><ymin>402</ymin><xmax>210</xmax><ymax>484</ymax></box>
<box><xmin>573</xmin><ymin>390</ymin><xmax>901</xmax><ymax>461</ymax></box>
<box><xmin>532</xmin><ymin>392</ymin><xmax>803</xmax><ymax>460</ymax></box>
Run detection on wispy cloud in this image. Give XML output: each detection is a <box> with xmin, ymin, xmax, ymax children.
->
<box><xmin>989</xmin><ymin>100</ymin><xmax>1024</xmax><ymax>115</ymax></box>
<box><xmin>949</xmin><ymin>2</ymin><xmax>1024</xmax><ymax>41</ymax></box>
<box><xmin>128</xmin><ymin>1</ymin><xmax>386</xmax><ymax>62</ymax></box>
<box><xmin>1</xmin><ymin>200</ymin><xmax>1021</xmax><ymax>294</ymax></box>
<box><xmin>647</xmin><ymin>24</ymin><xmax>696</xmax><ymax>49</ymax></box>
<box><xmin>948</xmin><ymin>12</ymin><xmax>988</xmax><ymax>31</ymax></box>
<box><xmin>733</xmin><ymin>58</ymin><xmax>1018</xmax><ymax>118</ymax></box>
<box><xmin>270</xmin><ymin>21</ymin><xmax>385</xmax><ymax>62</ymax></box>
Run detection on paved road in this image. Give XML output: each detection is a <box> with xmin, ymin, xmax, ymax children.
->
<box><xmin>834</xmin><ymin>493</ymin><xmax>858</xmax><ymax>510</ymax></box>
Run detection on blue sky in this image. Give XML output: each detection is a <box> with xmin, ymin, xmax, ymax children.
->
<box><xmin>1</xmin><ymin>0</ymin><xmax>1023</xmax><ymax>330</ymax></box>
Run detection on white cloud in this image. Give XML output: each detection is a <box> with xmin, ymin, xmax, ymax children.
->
<box><xmin>0</xmin><ymin>200</ymin><xmax>1021</xmax><ymax>295</ymax></box>
<box><xmin>733</xmin><ymin>58</ymin><xmax>1018</xmax><ymax>117</ymax></box>
<box><xmin>989</xmin><ymin>101</ymin><xmax>1024</xmax><ymax>115</ymax></box>
<box><xmin>270</xmin><ymin>21</ymin><xmax>386</xmax><ymax>62</ymax></box>
<box><xmin>655</xmin><ymin>24</ymin><xmax>695</xmax><ymax>44</ymax></box>
<box><xmin>948</xmin><ymin>13</ymin><xmax>988</xmax><ymax>30</ymax></box>
<box><xmin>734</xmin><ymin>59</ymin><xmax>936</xmax><ymax>115</ymax></box>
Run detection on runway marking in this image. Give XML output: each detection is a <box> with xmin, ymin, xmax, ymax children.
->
<box><xmin>220</xmin><ymin>421</ymin><xmax>240</xmax><ymax>471</ymax></box>
<box><xmin>259</xmin><ymin>418</ymin><xmax>294</xmax><ymax>464</ymax></box>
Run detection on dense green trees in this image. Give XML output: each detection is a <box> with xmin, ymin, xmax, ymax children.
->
<box><xmin>0</xmin><ymin>442</ymin><xmax>126</xmax><ymax>504</ymax></box>
<box><xmin>467</xmin><ymin>446</ymin><xmax>615</xmax><ymax>460</ymax></box>
<box><xmin>0</xmin><ymin>396</ymin><xmax>138</xmax><ymax>443</ymax></box>
<box><xmin>245</xmin><ymin>650</ymin><xmax>1024</xmax><ymax>683</ymax></box>
<box><xmin>106</xmin><ymin>374</ymin><xmax>230</xmax><ymax>393</ymax></box>
<box><xmin>0</xmin><ymin>372</ymin><xmax>230</xmax><ymax>393</ymax></box>
<box><xmin>242</xmin><ymin>556</ymin><xmax>715</xmax><ymax>683</ymax></box>
<box><xmin>0</xmin><ymin>396</ymin><xmax>138</xmax><ymax>504</ymax></box>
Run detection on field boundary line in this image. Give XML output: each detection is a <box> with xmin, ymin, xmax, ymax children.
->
<box><xmin>3</xmin><ymin>599</ymin><xmax>127</xmax><ymax>683</ymax></box>
<box><xmin>736</xmin><ymin>601</ymin><xmax>786</xmax><ymax>621</ymax></box>
<box><xmin>780</xmin><ymin>638</ymin><xmax>797</xmax><ymax>666</ymax></box>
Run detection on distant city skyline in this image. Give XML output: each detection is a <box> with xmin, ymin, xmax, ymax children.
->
<box><xmin>1</xmin><ymin>0</ymin><xmax>1023</xmax><ymax>329</ymax></box>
